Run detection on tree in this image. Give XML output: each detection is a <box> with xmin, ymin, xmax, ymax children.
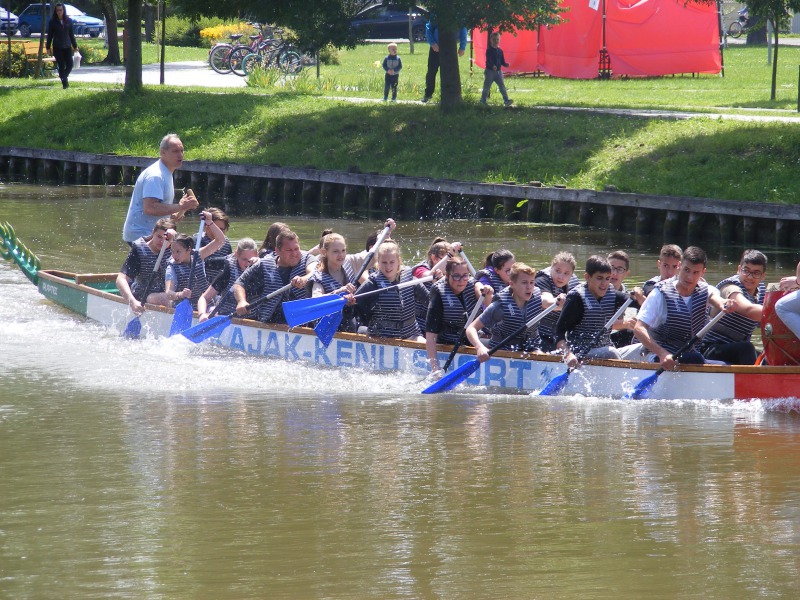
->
<box><xmin>422</xmin><ymin>0</ymin><xmax>565</xmax><ymax>110</ymax></box>
<box><xmin>97</xmin><ymin>0</ymin><xmax>121</xmax><ymax>65</ymax></box>
<box><xmin>745</xmin><ymin>0</ymin><xmax>800</xmax><ymax>100</ymax></box>
<box><xmin>125</xmin><ymin>0</ymin><xmax>142</xmax><ymax>91</ymax></box>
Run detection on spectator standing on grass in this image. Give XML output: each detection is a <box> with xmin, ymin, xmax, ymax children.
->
<box><xmin>46</xmin><ymin>3</ymin><xmax>78</xmax><ymax>89</ymax></box>
<box><xmin>382</xmin><ymin>43</ymin><xmax>402</xmax><ymax>101</ymax></box>
<box><xmin>122</xmin><ymin>134</ymin><xmax>199</xmax><ymax>245</ymax></box>
<box><xmin>422</xmin><ymin>19</ymin><xmax>467</xmax><ymax>103</ymax></box>
<box><xmin>480</xmin><ymin>31</ymin><xmax>512</xmax><ymax>107</ymax></box>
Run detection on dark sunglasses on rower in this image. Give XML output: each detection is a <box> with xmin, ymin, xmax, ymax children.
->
<box><xmin>450</xmin><ymin>273</ymin><xmax>469</xmax><ymax>281</ymax></box>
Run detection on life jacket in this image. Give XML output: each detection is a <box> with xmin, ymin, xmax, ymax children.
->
<box><xmin>641</xmin><ymin>275</ymin><xmax>660</xmax><ymax>297</ymax></box>
<box><xmin>309</xmin><ymin>263</ymin><xmax>358</xmax><ymax>332</ymax></box>
<box><xmin>197</xmin><ymin>234</ymin><xmax>232</xmax><ymax>283</ymax></box>
<box><xmin>489</xmin><ymin>287</ymin><xmax>543</xmax><ymax>351</ymax></box>
<box><xmin>565</xmin><ymin>284</ymin><xmax>617</xmax><ymax>355</ymax></box>
<box><xmin>169</xmin><ymin>253</ymin><xmax>209</xmax><ymax>309</ymax></box>
<box><xmin>650</xmin><ymin>278</ymin><xmax>710</xmax><ymax>353</ymax></box>
<box><xmin>130</xmin><ymin>238</ymin><xmax>171</xmax><ymax>299</ymax></box>
<box><xmin>433</xmin><ymin>276</ymin><xmax>478</xmax><ymax>344</ymax></box>
<box><xmin>278</xmin><ymin>251</ymin><xmax>315</xmax><ymax>300</ymax></box>
<box><xmin>475</xmin><ymin>266</ymin><xmax>507</xmax><ymax>294</ymax></box>
<box><xmin>703</xmin><ymin>276</ymin><xmax>765</xmax><ymax>344</ymax></box>
<box><xmin>252</xmin><ymin>254</ymin><xmax>286</xmax><ymax>323</ymax></box>
<box><xmin>215</xmin><ymin>254</ymin><xmax>246</xmax><ymax>316</ymax></box>
<box><xmin>412</xmin><ymin>260</ymin><xmax>436</xmax><ymax>331</ymax></box>
<box><xmin>536</xmin><ymin>267</ymin><xmax>580</xmax><ymax>340</ymax></box>
<box><xmin>367</xmin><ymin>267</ymin><xmax>420</xmax><ymax>339</ymax></box>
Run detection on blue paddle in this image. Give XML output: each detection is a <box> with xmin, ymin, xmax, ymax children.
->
<box><xmin>181</xmin><ymin>282</ymin><xmax>293</xmax><ymax>343</ymax></box>
<box><xmin>625</xmin><ymin>310</ymin><xmax>725</xmax><ymax>400</ymax></box>
<box><xmin>283</xmin><ymin>275</ymin><xmax>433</xmax><ymax>329</ymax></box>
<box><xmin>168</xmin><ymin>216</ymin><xmax>206</xmax><ymax>337</ymax></box>
<box><xmin>538</xmin><ymin>297</ymin><xmax>633</xmax><ymax>397</ymax></box>
<box><xmin>422</xmin><ymin>303</ymin><xmax>558</xmax><ymax>394</ymax></box>
<box><xmin>121</xmin><ymin>240</ymin><xmax>169</xmax><ymax>339</ymax></box>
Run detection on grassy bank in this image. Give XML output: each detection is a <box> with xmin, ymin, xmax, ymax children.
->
<box><xmin>2</xmin><ymin>44</ymin><xmax>800</xmax><ymax>204</ymax></box>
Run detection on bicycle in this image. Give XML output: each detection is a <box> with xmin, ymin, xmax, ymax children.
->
<box><xmin>728</xmin><ymin>8</ymin><xmax>749</xmax><ymax>38</ymax></box>
<box><xmin>209</xmin><ymin>26</ymin><xmax>269</xmax><ymax>75</ymax></box>
<box><xmin>242</xmin><ymin>36</ymin><xmax>304</xmax><ymax>76</ymax></box>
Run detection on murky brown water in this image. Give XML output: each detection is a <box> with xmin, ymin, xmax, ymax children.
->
<box><xmin>1</xmin><ymin>183</ymin><xmax>799</xmax><ymax>599</ymax></box>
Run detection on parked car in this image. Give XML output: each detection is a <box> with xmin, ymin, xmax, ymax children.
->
<box><xmin>0</xmin><ymin>4</ymin><xmax>18</xmax><ymax>35</ymax></box>
<box><xmin>16</xmin><ymin>3</ymin><xmax>104</xmax><ymax>38</ymax></box>
<box><xmin>350</xmin><ymin>3</ymin><xmax>429</xmax><ymax>42</ymax></box>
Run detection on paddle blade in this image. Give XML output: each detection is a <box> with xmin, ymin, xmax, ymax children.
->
<box><xmin>538</xmin><ymin>371</ymin><xmax>571</xmax><ymax>396</ymax></box>
<box><xmin>168</xmin><ymin>299</ymin><xmax>193</xmax><ymax>337</ymax></box>
<box><xmin>314</xmin><ymin>311</ymin><xmax>343</xmax><ymax>347</ymax></box>
<box><xmin>121</xmin><ymin>316</ymin><xmax>142</xmax><ymax>339</ymax></box>
<box><xmin>421</xmin><ymin>359</ymin><xmax>481</xmax><ymax>394</ymax></box>
<box><xmin>625</xmin><ymin>371</ymin><xmax>661</xmax><ymax>400</ymax></box>
<box><xmin>283</xmin><ymin>296</ymin><xmax>346</xmax><ymax>328</ymax></box>
<box><xmin>182</xmin><ymin>315</ymin><xmax>233</xmax><ymax>344</ymax></box>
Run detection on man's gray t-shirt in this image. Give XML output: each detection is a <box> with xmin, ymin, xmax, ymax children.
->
<box><xmin>122</xmin><ymin>160</ymin><xmax>175</xmax><ymax>243</ymax></box>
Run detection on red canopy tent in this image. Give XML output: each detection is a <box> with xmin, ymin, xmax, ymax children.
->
<box><xmin>472</xmin><ymin>0</ymin><xmax>721</xmax><ymax>78</ymax></box>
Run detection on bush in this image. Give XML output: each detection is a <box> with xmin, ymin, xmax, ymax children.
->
<box><xmin>319</xmin><ymin>44</ymin><xmax>339</xmax><ymax>66</ymax></box>
<box><xmin>0</xmin><ymin>45</ymin><xmax>30</xmax><ymax>78</ymax></box>
<box><xmin>76</xmin><ymin>42</ymin><xmax>105</xmax><ymax>65</ymax></box>
<box><xmin>158</xmin><ymin>15</ymin><xmax>259</xmax><ymax>48</ymax></box>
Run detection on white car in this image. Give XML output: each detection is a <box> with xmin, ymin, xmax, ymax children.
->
<box><xmin>0</xmin><ymin>5</ymin><xmax>19</xmax><ymax>35</ymax></box>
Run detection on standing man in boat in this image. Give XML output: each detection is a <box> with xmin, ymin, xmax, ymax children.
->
<box><xmin>633</xmin><ymin>246</ymin><xmax>733</xmax><ymax>368</ymax></box>
<box><xmin>699</xmin><ymin>249</ymin><xmax>767</xmax><ymax>365</ymax></box>
<box><xmin>122</xmin><ymin>133</ymin><xmax>199</xmax><ymax>245</ymax></box>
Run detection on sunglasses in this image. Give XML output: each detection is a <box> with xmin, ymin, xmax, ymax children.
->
<box><xmin>449</xmin><ymin>273</ymin><xmax>470</xmax><ymax>281</ymax></box>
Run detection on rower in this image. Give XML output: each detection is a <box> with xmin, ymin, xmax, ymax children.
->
<box><xmin>425</xmin><ymin>256</ymin><xmax>493</xmax><ymax>373</ymax></box>
<box><xmin>196</xmin><ymin>237</ymin><xmax>260</xmax><ymax>321</ymax></box>
<box><xmin>632</xmin><ymin>244</ymin><xmax>682</xmax><ymax>303</ymax></box>
<box><xmin>554</xmin><ymin>256</ymin><xmax>631</xmax><ymax>368</ymax></box>
<box><xmin>273</xmin><ymin>230</ymin><xmax>318</xmax><ymax>301</ymax></box>
<box><xmin>196</xmin><ymin>207</ymin><xmax>232</xmax><ymax>283</ymax></box>
<box><xmin>161</xmin><ymin>211</ymin><xmax>226</xmax><ymax>309</ymax></box>
<box><xmin>258</xmin><ymin>221</ymin><xmax>289</xmax><ymax>258</ymax></box>
<box><xmin>475</xmin><ymin>249</ymin><xmax>515</xmax><ymax>293</ymax></box>
<box><xmin>535</xmin><ymin>251</ymin><xmax>579</xmax><ymax>352</ymax></box>
<box><xmin>354</xmin><ymin>239</ymin><xmax>427</xmax><ymax>342</ymax></box>
<box><xmin>700</xmin><ymin>249</ymin><xmax>767</xmax><ymax>365</ymax></box>
<box><xmin>607</xmin><ymin>249</ymin><xmax>638</xmax><ymax>348</ymax></box>
<box><xmin>412</xmin><ymin>238</ymin><xmax>452</xmax><ymax>332</ymax></box>
<box><xmin>308</xmin><ymin>232</ymin><xmax>359</xmax><ymax>333</ymax></box>
<box><xmin>633</xmin><ymin>246</ymin><xmax>734</xmax><ymax>369</ymax></box>
<box><xmin>466</xmin><ymin>262</ymin><xmax>558</xmax><ymax>361</ymax></box>
<box><xmin>116</xmin><ymin>217</ymin><xmax>176</xmax><ymax>314</ymax></box>
<box><xmin>776</xmin><ymin>260</ymin><xmax>800</xmax><ymax>344</ymax></box>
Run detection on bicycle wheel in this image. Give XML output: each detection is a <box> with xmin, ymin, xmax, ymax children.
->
<box><xmin>209</xmin><ymin>44</ymin><xmax>233</xmax><ymax>74</ymax></box>
<box><xmin>229</xmin><ymin>46</ymin><xmax>251</xmax><ymax>77</ymax></box>
<box><xmin>728</xmin><ymin>21</ymin><xmax>743</xmax><ymax>38</ymax></box>
<box><xmin>242</xmin><ymin>52</ymin><xmax>262</xmax><ymax>76</ymax></box>
<box><xmin>278</xmin><ymin>50</ymin><xmax>303</xmax><ymax>75</ymax></box>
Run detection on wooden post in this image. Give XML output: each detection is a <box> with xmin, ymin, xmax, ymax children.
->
<box><xmin>390</xmin><ymin>188</ymin><xmax>405</xmax><ymax>220</ymax></box>
<box><xmin>663</xmin><ymin>211</ymin><xmax>681</xmax><ymax>240</ymax></box>
<box><xmin>265</xmin><ymin>179</ymin><xmax>281</xmax><ymax>214</ymax></box>
<box><xmin>635</xmin><ymin>207</ymin><xmax>652</xmax><ymax>236</ymax></box>
<box><xmin>578</xmin><ymin>204</ymin><xmax>593</xmax><ymax>227</ymax></box>
<box><xmin>302</xmin><ymin>180</ymin><xmax>319</xmax><ymax>216</ymax></box>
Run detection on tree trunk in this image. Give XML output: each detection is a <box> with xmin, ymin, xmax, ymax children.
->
<box><xmin>144</xmin><ymin>3</ymin><xmax>156</xmax><ymax>43</ymax></box>
<box><xmin>98</xmin><ymin>0</ymin><xmax>120</xmax><ymax>65</ymax></box>
<box><xmin>438</xmin><ymin>27</ymin><xmax>461</xmax><ymax>110</ymax></box>
<box><xmin>125</xmin><ymin>0</ymin><xmax>143</xmax><ymax>92</ymax></box>
<box><xmin>746</xmin><ymin>26</ymin><xmax>767</xmax><ymax>44</ymax></box>
<box><xmin>770</xmin><ymin>26</ymin><xmax>778</xmax><ymax>101</ymax></box>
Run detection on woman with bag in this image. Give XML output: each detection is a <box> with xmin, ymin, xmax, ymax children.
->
<box><xmin>46</xmin><ymin>3</ymin><xmax>79</xmax><ymax>89</ymax></box>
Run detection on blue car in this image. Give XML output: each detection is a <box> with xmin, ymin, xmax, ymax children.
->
<box><xmin>350</xmin><ymin>3</ymin><xmax>429</xmax><ymax>42</ymax></box>
<box><xmin>17</xmin><ymin>3</ymin><xmax>105</xmax><ymax>38</ymax></box>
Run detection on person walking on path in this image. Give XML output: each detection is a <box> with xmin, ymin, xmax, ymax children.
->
<box><xmin>480</xmin><ymin>32</ymin><xmax>512</xmax><ymax>106</ymax></box>
<box><xmin>422</xmin><ymin>19</ymin><xmax>467</xmax><ymax>103</ymax></box>
<box><xmin>122</xmin><ymin>133</ymin><xmax>199</xmax><ymax>245</ymax></box>
<box><xmin>46</xmin><ymin>3</ymin><xmax>78</xmax><ymax>89</ymax></box>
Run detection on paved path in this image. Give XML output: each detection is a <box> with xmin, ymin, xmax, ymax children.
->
<box><xmin>69</xmin><ymin>60</ymin><xmax>248</xmax><ymax>88</ymax></box>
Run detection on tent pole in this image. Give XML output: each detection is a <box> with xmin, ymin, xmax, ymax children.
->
<box><xmin>598</xmin><ymin>0</ymin><xmax>611</xmax><ymax>79</ymax></box>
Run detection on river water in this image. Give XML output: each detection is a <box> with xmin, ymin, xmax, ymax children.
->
<box><xmin>2</xmin><ymin>183</ymin><xmax>800</xmax><ymax>599</ymax></box>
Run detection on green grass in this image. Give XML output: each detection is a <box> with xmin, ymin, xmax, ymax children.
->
<box><xmin>2</xmin><ymin>42</ymin><xmax>800</xmax><ymax>204</ymax></box>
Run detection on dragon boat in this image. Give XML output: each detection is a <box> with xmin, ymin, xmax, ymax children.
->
<box><xmin>3</xmin><ymin>221</ymin><xmax>800</xmax><ymax>402</ymax></box>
